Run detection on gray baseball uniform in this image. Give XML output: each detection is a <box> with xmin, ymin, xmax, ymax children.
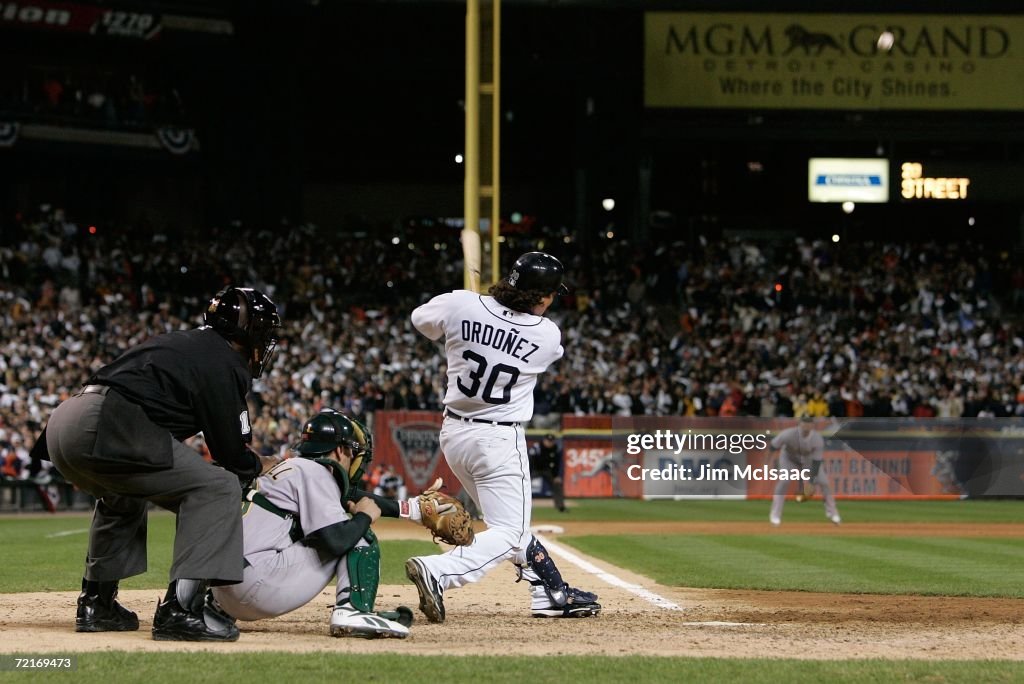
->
<box><xmin>212</xmin><ymin>457</ymin><xmax>365</xmax><ymax>620</ymax></box>
<box><xmin>769</xmin><ymin>425</ymin><xmax>840</xmax><ymax>524</ymax></box>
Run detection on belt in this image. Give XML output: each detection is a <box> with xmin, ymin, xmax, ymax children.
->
<box><xmin>444</xmin><ymin>409</ymin><xmax>520</xmax><ymax>427</ymax></box>
<box><xmin>79</xmin><ymin>384</ymin><xmax>111</xmax><ymax>396</ymax></box>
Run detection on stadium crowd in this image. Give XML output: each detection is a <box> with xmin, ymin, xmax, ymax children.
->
<box><xmin>1</xmin><ymin>206</ymin><xmax>1022</xmax><ymax>480</ymax></box>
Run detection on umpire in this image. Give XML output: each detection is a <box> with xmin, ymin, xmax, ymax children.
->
<box><xmin>529</xmin><ymin>434</ymin><xmax>567</xmax><ymax>512</ymax></box>
<box><xmin>41</xmin><ymin>286</ymin><xmax>281</xmax><ymax>642</ymax></box>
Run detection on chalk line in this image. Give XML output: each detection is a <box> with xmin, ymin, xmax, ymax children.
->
<box><xmin>533</xmin><ymin>531</ymin><xmax>682</xmax><ymax>611</ymax></box>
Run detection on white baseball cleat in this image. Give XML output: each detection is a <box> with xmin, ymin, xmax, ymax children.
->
<box><xmin>405</xmin><ymin>557</ymin><xmax>445</xmax><ymax>623</ymax></box>
<box><xmin>533</xmin><ymin>602</ymin><xmax>602</xmax><ymax>618</ymax></box>
<box><xmin>769</xmin><ymin>514</ymin><xmax>781</xmax><ymax>526</ymax></box>
<box><xmin>829</xmin><ymin>514</ymin><xmax>842</xmax><ymax>525</ymax></box>
<box><xmin>329</xmin><ymin>606</ymin><xmax>409</xmax><ymax>639</ymax></box>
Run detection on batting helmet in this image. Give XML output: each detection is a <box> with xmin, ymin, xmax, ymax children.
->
<box><xmin>293</xmin><ymin>409</ymin><xmax>372</xmax><ymax>482</ymax></box>
<box><xmin>204</xmin><ymin>286</ymin><xmax>282</xmax><ymax>378</ymax></box>
<box><xmin>506</xmin><ymin>252</ymin><xmax>569</xmax><ymax>295</ymax></box>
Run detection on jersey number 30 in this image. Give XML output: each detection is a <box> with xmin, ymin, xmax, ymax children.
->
<box><xmin>457</xmin><ymin>350</ymin><xmax>520</xmax><ymax>404</ymax></box>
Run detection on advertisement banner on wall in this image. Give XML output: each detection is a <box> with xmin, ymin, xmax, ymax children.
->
<box><xmin>372</xmin><ymin>410</ymin><xmax>459</xmax><ymax>496</ymax></box>
<box><xmin>645</xmin><ymin>13</ymin><xmax>1024</xmax><ymax>110</ymax></box>
<box><xmin>0</xmin><ymin>1</ymin><xmax>162</xmax><ymax>39</ymax></box>
<box><xmin>373</xmin><ymin>413</ymin><xmax>1021</xmax><ymax>500</ymax></box>
<box><xmin>560</xmin><ymin>415</ymin><xmax>643</xmax><ymax>499</ymax></box>
<box><xmin>808</xmin><ymin>158</ymin><xmax>889</xmax><ymax>203</ymax></box>
<box><xmin>609</xmin><ymin>416</ymin><xmax>1011</xmax><ymax>500</ymax></box>
<box><xmin>744</xmin><ymin>449</ymin><xmax>957</xmax><ymax>499</ymax></box>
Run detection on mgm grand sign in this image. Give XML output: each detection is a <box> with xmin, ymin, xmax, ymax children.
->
<box><xmin>645</xmin><ymin>13</ymin><xmax>1024</xmax><ymax>110</ymax></box>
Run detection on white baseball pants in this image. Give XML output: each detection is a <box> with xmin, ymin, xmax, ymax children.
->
<box><xmin>415</xmin><ymin>417</ymin><xmax>533</xmax><ymax>591</ymax></box>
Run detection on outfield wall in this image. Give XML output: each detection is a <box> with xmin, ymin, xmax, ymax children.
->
<box><xmin>373</xmin><ymin>412</ymin><xmax>1024</xmax><ymax>499</ymax></box>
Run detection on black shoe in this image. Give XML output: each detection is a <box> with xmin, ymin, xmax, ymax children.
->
<box><xmin>152</xmin><ymin>582</ymin><xmax>239</xmax><ymax>642</ymax></box>
<box><xmin>76</xmin><ymin>589</ymin><xmax>140</xmax><ymax>632</ymax></box>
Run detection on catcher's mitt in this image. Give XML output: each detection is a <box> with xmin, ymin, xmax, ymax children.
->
<box><xmin>419</xmin><ymin>490</ymin><xmax>475</xmax><ymax>546</ymax></box>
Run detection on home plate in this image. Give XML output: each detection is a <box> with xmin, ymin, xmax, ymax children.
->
<box><xmin>681</xmin><ymin>621</ymin><xmax>767</xmax><ymax>627</ymax></box>
<box><xmin>532</xmin><ymin>524</ymin><xmax>564</xmax><ymax>534</ymax></box>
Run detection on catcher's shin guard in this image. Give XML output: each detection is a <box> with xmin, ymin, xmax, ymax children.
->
<box><xmin>339</xmin><ymin>535</ymin><xmax>381</xmax><ymax>613</ymax></box>
<box><xmin>152</xmin><ymin>579</ymin><xmax>240</xmax><ymax>642</ymax></box>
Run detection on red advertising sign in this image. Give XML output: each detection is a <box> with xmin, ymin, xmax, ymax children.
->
<box><xmin>561</xmin><ymin>415</ymin><xmax>643</xmax><ymax>499</ymax></box>
<box><xmin>0</xmin><ymin>2</ymin><xmax>161</xmax><ymax>39</ymax></box>
<box><xmin>373</xmin><ymin>411</ymin><xmax>460</xmax><ymax>496</ymax></box>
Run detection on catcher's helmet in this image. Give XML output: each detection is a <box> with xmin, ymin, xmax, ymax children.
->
<box><xmin>294</xmin><ymin>409</ymin><xmax>372</xmax><ymax>482</ymax></box>
<box><xmin>506</xmin><ymin>252</ymin><xmax>569</xmax><ymax>295</ymax></box>
<box><xmin>204</xmin><ymin>286</ymin><xmax>282</xmax><ymax>378</ymax></box>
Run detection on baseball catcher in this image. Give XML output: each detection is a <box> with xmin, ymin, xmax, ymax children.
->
<box><xmin>209</xmin><ymin>408</ymin><xmax>472</xmax><ymax>639</ymax></box>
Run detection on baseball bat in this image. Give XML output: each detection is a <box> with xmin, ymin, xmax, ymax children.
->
<box><xmin>461</xmin><ymin>228</ymin><xmax>482</xmax><ymax>292</ymax></box>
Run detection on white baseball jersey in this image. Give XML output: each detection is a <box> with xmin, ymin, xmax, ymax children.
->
<box><xmin>240</xmin><ymin>457</ymin><xmax>349</xmax><ymax>565</ymax></box>
<box><xmin>411</xmin><ymin>289</ymin><xmax>563</xmax><ymax>422</ymax></box>
<box><xmin>771</xmin><ymin>426</ymin><xmax>825</xmax><ymax>467</ymax></box>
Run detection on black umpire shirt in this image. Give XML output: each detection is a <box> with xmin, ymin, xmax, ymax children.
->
<box><xmin>89</xmin><ymin>327</ymin><xmax>257</xmax><ymax>474</ymax></box>
<box><xmin>529</xmin><ymin>442</ymin><xmax>562</xmax><ymax>477</ymax></box>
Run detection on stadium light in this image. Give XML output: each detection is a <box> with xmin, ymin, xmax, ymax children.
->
<box><xmin>841</xmin><ymin>201</ymin><xmax>855</xmax><ymax>214</ymax></box>
<box><xmin>601</xmin><ymin>198</ymin><xmax>615</xmax><ymax>211</ymax></box>
<box><xmin>832</xmin><ymin>234</ymin><xmax>840</xmax><ymax>243</ymax></box>
<box><xmin>455</xmin><ymin>154</ymin><xmax>464</xmax><ymax>164</ymax></box>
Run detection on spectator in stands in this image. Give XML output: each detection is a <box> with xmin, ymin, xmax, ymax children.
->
<box><xmin>2</xmin><ymin>208</ymin><xmax>1022</xmax><ymax>481</ymax></box>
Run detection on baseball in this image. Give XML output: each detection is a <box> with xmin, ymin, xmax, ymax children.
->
<box><xmin>877</xmin><ymin>31</ymin><xmax>895</xmax><ymax>51</ymax></box>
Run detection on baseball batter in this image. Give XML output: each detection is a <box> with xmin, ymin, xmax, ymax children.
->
<box><xmin>210</xmin><ymin>410</ymin><xmax>412</xmax><ymax>638</ymax></box>
<box><xmin>769</xmin><ymin>418</ymin><xmax>840</xmax><ymax>526</ymax></box>
<box><xmin>405</xmin><ymin>252</ymin><xmax>601</xmax><ymax>621</ymax></box>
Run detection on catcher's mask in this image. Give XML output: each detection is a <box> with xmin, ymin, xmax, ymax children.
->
<box><xmin>204</xmin><ymin>286</ymin><xmax>282</xmax><ymax>379</ymax></box>
<box><xmin>293</xmin><ymin>408</ymin><xmax>372</xmax><ymax>482</ymax></box>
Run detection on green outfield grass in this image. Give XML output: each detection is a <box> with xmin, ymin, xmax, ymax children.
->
<box><xmin>0</xmin><ymin>513</ymin><xmax>438</xmax><ymax>593</ymax></box>
<box><xmin>1</xmin><ymin>653</ymin><xmax>1021</xmax><ymax>683</ymax></box>
<box><xmin>1</xmin><ymin>499</ymin><xmax>1020</xmax><ymax>595</ymax></box>
<box><xmin>533</xmin><ymin>498</ymin><xmax>1023</xmax><ymax>524</ymax></box>
<box><xmin>564</xmin><ymin>533</ymin><xmax>1024</xmax><ymax>597</ymax></box>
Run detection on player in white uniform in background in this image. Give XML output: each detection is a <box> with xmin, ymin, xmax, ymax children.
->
<box><xmin>405</xmin><ymin>252</ymin><xmax>601</xmax><ymax>621</ymax></box>
<box><xmin>210</xmin><ymin>409</ymin><xmax>431</xmax><ymax>639</ymax></box>
<box><xmin>769</xmin><ymin>417</ymin><xmax>841</xmax><ymax>526</ymax></box>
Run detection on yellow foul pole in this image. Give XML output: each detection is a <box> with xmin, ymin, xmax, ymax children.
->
<box><xmin>490</xmin><ymin>0</ymin><xmax>501</xmax><ymax>285</ymax></box>
<box><xmin>462</xmin><ymin>0</ymin><xmax>481</xmax><ymax>291</ymax></box>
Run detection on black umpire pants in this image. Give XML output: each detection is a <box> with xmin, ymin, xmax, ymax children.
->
<box><xmin>46</xmin><ymin>391</ymin><xmax>245</xmax><ymax>585</ymax></box>
<box><xmin>536</xmin><ymin>468</ymin><xmax>566</xmax><ymax>512</ymax></box>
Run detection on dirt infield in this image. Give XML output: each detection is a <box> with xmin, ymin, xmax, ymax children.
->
<box><xmin>2</xmin><ymin>519</ymin><xmax>1022</xmax><ymax>660</ymax></box>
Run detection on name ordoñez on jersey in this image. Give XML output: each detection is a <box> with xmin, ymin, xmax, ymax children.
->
<box><xmin>459</xmin><ymin>321</ymin><xmax>540</xmax><ymax>362</ymax></box>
